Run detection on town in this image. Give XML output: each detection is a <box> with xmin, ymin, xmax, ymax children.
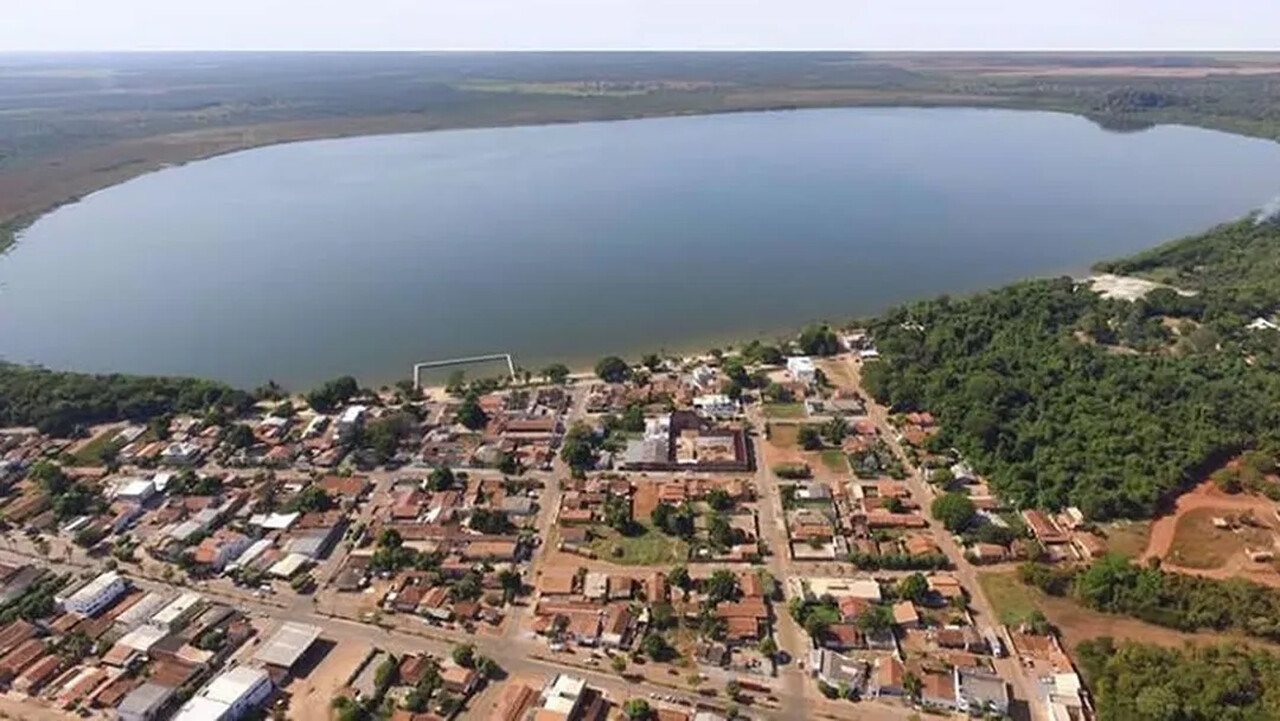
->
<box><xmin>0</xmin><ymin>329</ymin><xmax>1102</xmax><ymax>721</ymax></box>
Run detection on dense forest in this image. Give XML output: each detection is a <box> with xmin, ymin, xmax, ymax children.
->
<box><xmin>1073</xmin><ymin>555</ymin><xmax>1280</xmax><ymax>641</ymax></box>
<box><xmin>1077</xmin><ymin>638</ymin><xmax>1280</xmax><ymax>721</ymax></box>
<box><xmin>862</xmin><ymin>219</ymin><xmax>1280</xmax><ymax>518</ymax></box>
<box><xmin>0</xmin><ymin>363</ymin><xmax>252</xmax><ymax>436</ymax></box>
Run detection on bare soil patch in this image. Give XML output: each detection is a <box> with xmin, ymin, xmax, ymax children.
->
<box><xmin>1143</xmin><ymin>480</ymin><xmax>1280</xmax><ymax>586</ymax></box>
<box><xmin>1166</xmin><ymin>507</ymin><xmax>1272</xmax><ymax>570</ymax></box>
<box><xmin>285</xmin><ymin>639</ymin><xmax>369</xmax><ymax>721</ymax></box>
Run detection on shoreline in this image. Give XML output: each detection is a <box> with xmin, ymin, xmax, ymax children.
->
<box><xmin>2</xmin><ymin>92</ymin><xmax>1277</xmax><ymax>256</ymax></box>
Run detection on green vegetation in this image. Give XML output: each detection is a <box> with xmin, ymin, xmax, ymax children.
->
<box><xmin>305</xmin><ymin>375</ymin><xmax>359</xmax><ymax>412</ymax></box>
<box><xmin>594</xmin><ymin>356</ymin><xmax>632</xmax><ymax>383</ymax></box>
<box><xmin>1077</xmin><ymin>639</ymin><xmax>1280</xmax><ymax>721</ymax></box>
<box><xmin>863</xmin><ymin>219</ymin><xmax>1280</xmax><ymax>518</ymax></box>
<box><xmin>797</xmin><ymin>324</ymin><xmax>840</xmax><ymax>356</ymax></box>
<box><xmin>454</xmin><ymin>392</ymin><xmax>489</xmax><ymax>431</ymax></box>
<box><xmin>772</xmin><ymin>462</ymin><xmax>812</xmax><ymax>479</ymax></box>
<box><xmin>930</xmin><ymin>492</ymin><xmax>977</xmax><ymax>533</ymax></box>
<box><xmin>763</xmin><ymin>403</ymin><xmax>806</xmax><ymax>419</ymax></box>
<box><xmin>0</xmin><ymin>363</ymin><xmax>251</xmax><ymax>437</ymax></box>
<box><xmin>541</xmin><ymin>363</ymin><xmax>571</xmax><ymax>384</ymax></box>
<box><xmin>978</xmin><ymin>572</ymin><xmax>1041</xmax><ymax>626</ymax></box>
<box><xmin>589</xmin><ymin>525</ymin><xmax>689</xmax><ymax>566</ymax></box>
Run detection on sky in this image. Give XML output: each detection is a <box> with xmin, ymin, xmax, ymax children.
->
<box><xmin>1</xmin><ymin>0</ymin><xmax>1277</xmax><ymax>52</ymax></box>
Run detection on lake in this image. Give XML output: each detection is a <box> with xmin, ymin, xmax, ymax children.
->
<box><xmin>3</xmin><ymin>107</ymin><xmax>1280</xmax><ymax>389</ymax></box>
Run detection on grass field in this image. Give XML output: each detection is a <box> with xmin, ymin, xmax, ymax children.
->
<box><xmin>764</xmin><ymin>403</ymin><xmax>806</xmax><ymax>419</ymax></box>
<box><xmin>768</xmin><ymin>424</ymin><xmax>799</xmax><ymax>448</ymax></box>
<box><xmin>67</xmin><ymin>429</ymin><xmax>121</xmax><ymax>466</ymax></box>
<box><xmin>819</xmin><ymin>449</ymin><xmax>850</xmax><ymax>474</ymax></box>
<box><xmin>1102</xmin><ymin>520</ymin><xmax>1152</xmax><ymax>558</ymax></box>
<box><xmin>978</xmin><ymin>571</ymin><xmax>1040</xmax><ymax>625</ymax></box>
<box><xmin>1166</xmin><ymin>507</ymin><xmax>1270</xmax><ymax>569</ymax></box>
<box><xmin>589</xmin><ymin>525</ymin><xmax>689</xmax><ymax>566</ymax></box>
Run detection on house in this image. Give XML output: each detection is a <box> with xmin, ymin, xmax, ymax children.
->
<box><xmin>115</xmin><ymin>681</ymin><xmax>175</xmax><ymax>721</ymax></box>
<box><xmin>820</xmin><ymin>624</ymin><xmax>863</xmax><ymax>651</ymax></box>
<box><xmin>161</xmin><ymin>442</ymin><xmax>203</xmax><ymax>466</ymax></box>
<box><xmin>869</xmin><ymin>657</ymin><xmax>905</xmax><ymax>698</ymax></box>
<box><xmin>565</xmin><ymin>612</ymin><xmax>601</xmax><ymax>646</ymax></box>
<box><xmin>114</xmin><ymin>478</ymin><xmax>157</xmax><ymax>505</ymax></box>
<box><xmin>809</xmin><ymin>648</ymin><xmax>867</xmax><ymax>691</ymax></box>
<box><xmin>892</xmin><ymin>601</ymin><xmax>920</xmax><ymax>628</ymax></box>
<box><xmin>715</xmin><ymin>598</ymin><xmax>768</xmax><ymax>644</ymax></box>
<box><xmin>1022</xmin><ymin>510</ymin><xmax>1069</xmax><ymax>544</ymax></box>
<box><xmin>786</xmin><ymin>356</ymin><xmax>817</xmax><ymax>384</ymax></box>
<box><xmin>336</xmin><ymin>406</ymin><xmax>368</xmax><ymax>442</ymax></box>
<box><xmin>172</xmin><ymin>665</ymin><xmax>273</xmax><ymax>721</ymax></box>
<box><xmin>970</xmin><ymin>543</ymin><xmax>1008</xmax><ymax>564</ymax></box>
<box><xmin>540</xmin><ymin>569</ymin><xmax>578</xmax><ymax>597</ymax></box>
<box><xmin>693</xmin><ymin>395</ymin><xmax>737</xmax><ymax>419</ymax></box>
<box><xmin>59</xmin><ymin>571</ymin><xmax>127</xmax><ymax>617</ymax></box>
<box><xmin>956</xmin><ymin>667</ymin><xmax>1010</xmax><ymax>716</ymax></box>
<box><xmin>440</xmin><ymin>664</ymin><xmax>481</xmax><ymax>695</ymax></box>
<box><xmin>600</xmin><ymin>605</ymin><xmax>633</xmax><ymax>648</ymax></box>
<box><xmin>583</xmin><ymin>572</ymin><xmax>608</xmax><ymax>601</ymax></box>
<box><xmin>921</xmin><ymin>670</ymin><xmax>958</xmax><ymax>710</ymax></box>
<box><xmin>194</xmin><ymin>530</ymin><xmax>252</xmax><ymax>571</ymax></box>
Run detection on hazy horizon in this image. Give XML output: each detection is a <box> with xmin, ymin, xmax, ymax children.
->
<box><xmin>4</xmin><ymin>1</ymin><xmax>1278</xmax><ymax>53</ymax></box>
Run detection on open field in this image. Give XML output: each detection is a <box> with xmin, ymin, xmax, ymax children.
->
<box><xmin>1100</xmin><ymin>520</ymin><xmax>1152</xmax><ymax>559</ymax></box>
<box><xmin>819</xmin><ymin>449</ymin><xmax>849</xmax><ymax>474</ymax></box>
<box><xmin>763</xmin><ymin>403</ymin><xmax>806</xmax><ymax>419</ymax></box>
<box><xmin>978</xmin><ymin>571</ymin><xmax>1039</xmax><ymax>625</ymax></box>
<box><xmin>1143</xmin><ymin>481</ymin><xmax>1280</xmax><ymax>585</ymax></box>
<box><xmin>767</xmin><ymin>424</ymin><xmax>799</xmax><ymax>448</ymax></box>
<box><xmin>588</xmin><ymin>526</ymin><xmax>689</xmax><ymax>566</ymax></box>
<box><xmin>3</xmin><ymin>51</ymin><xmax>1280</xmax><ymax>250</ymax></box>
<box><xmin>978</xmin><ymin>570</ymin><xmax>1266</xmax><ymax>658</ymax></box>
<box><xmin>284</xmin><ymin>640</ymin><xmax>369</xmax><ymax>721</ymax></box>
<box><xmin>1165</xmin><ymin>507</ymin><xmax>1273</xmax><ymax>570</ymax></box>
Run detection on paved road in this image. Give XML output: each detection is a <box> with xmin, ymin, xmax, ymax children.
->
<box><xmin>746</xmin><ymin>407</ymin><xmax>815</xmax><ymax>721</ymax></box>
<box><xmin>839</xmin><ymin>354</ymin><xmax>1046</xmax><ymax>721</ymax></box>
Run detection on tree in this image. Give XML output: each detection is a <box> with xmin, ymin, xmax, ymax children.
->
<box><xmin>541</xmin><ymin>363</ymin><xmax>571</xmax><ymax>384</ymax></box>
<box><xmin>706</xmin><ymin>569</ymin><xmax>740</xmax><ymax>603</ymax></box>
<box><xmin>856</xmin><ymin>604</ymin><xmax>893</xmax><ymax>633</ymax></box>
<box><xmin>798</xmin><ymin>426</ymin><xmax>823</xmax><ymax>451</ymax></box>
<box><xmin>641</xmin><ymin>353</ymin><xmax>663</xmax><ymax>371</ymax></box>
<box><xmin>611</xmin><ymin>655</ymin><xmax>628</xmax><ymax>674</ymax></box>
<box><xmin>428</xmin><ymin>466</ymin><xmax>456</xmax><ymax>491</ymax></box>
<box><xmin>498</xmin><ymin>569</ymin><xmax>523</xmax><ymax>603</ymax></box>
<box><xmin>651</xmin><ymin>603</ymin><xmax>676</xmax><ymax>630</ymax></box>
<box><xmin>455</xmin><ymin>393</ymin><xmax>489</xmax><ymax>431</ymax></box>
<box><xmin>306</xmin><ymin>376</ymin><xmax>358</xmax><ymax>412</ymax></box>
<box><xmin>931</xmin><ymin>492</ymin><xmax>977</xmax><ymax>533</ymax></box>
<box><xmin>898</xmin><ymin>573</ymin><xmax>929</xmax><ymax>603</ymax></box>
<box><xmin>822</xmin><ymin>416</ymin><xmax>849</xmax><ymax>445</ymax></box>
<box><xmin>559</xmin><ymin>423</ymin><xmax>597</xmax><ymax>472</ymax></box>
<box><xmin>798</xmin><ymin>324</ymin><xmax>840</xmax><ymax>356</ymax></box>
<box><xmin>706</xmin><ymin>488</ymin><xmax>733</xmax><ymax>511</ymax></box>
<box><xmin>594</xmin><ymin>356</ymin><xmax>632</xmax><ymax>383</ymax></box>
<box><xmin>642</xmin><ymin>631</ymin><xmax>673</xmax><ymax>661</ymax></box>
<box><xmin>903</xmin><ymin>672</ymin><xmax>922</xmax><ymax>701</ymax></box>
<box><xmin>452</xmin><ymin>643</ymin><xmax>476</xmax><ymax>668</ymax></box>
<box><xmin>223</xmin><ymin>423</ymin><xmax>255</xmax><ymax>449</ymax></box>
<box><xmin>725</xmin><ymin>680</ymin><xmax>742</xmax><ymax>700</ymax></box>
<box><xmin>758</xmin><ymin>636</ymin><xmax>779</xmax><ymax>658</ymax></box>
<box><xmin>622</xmin><ymin>698</ymin><xmax>652</xmax><ymax>720</ymax></box>
<box><xmin>670</xmin><ymin>566</ymin><xmax>692</xmax><ymax>594</ymax></box>
<box><xmin>651</xmin><ymin>502</ymin><xmax>674</xmax><ymax>533</ymax></box>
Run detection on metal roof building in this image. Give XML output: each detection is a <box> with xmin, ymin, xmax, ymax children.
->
<box><xmin>116</xmin><ymin>681</ymin><xmax>174</xmax><ymax>721</ymax></box>
<box><xmin>253</xmin><ymin>622</ymin><xmax>322</xmax><ymax>670</ymax></box>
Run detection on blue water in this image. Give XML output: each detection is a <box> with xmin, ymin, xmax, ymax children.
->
<box><xmin>3</xmin><ymin>107</ymin><xmax>1280</xmax><ymax>389</ymax></box>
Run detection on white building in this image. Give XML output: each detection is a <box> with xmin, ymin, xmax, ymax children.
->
<box><xmin>161</xmin><ymin>442</ymin><xmax>203</xmax><ymax>466</ymax></box>
<box><xmin>150</xmin><ymin>592</ymin><xmax>204</xmax><ymax>631</ymax></box>
<box><xmin>60</xmin><ymin>570</ymin><xmax>127</xmax><ymax>617</ymax></box>
<box><xmin>336</xmin><ymin>406</ymin><xmax>368</xmax><ymax>441</ymax></box>
<box><xmin>693</xmin><ymin>394</ymin><xmax>737</xmax><ymax>419</ymax></box>
<box><xmin>787</xmin><ymin>356</ymin><xmax>816</xmax><ymax>384</ymax></box>
<box><xmin>113</xmin><ymin>478</ymin><xmax>156</xmax><ymax>505</ymax></box>
<box><xmin>173</xmin><ymin>666</ymin><xmax>273</xmax><ymax>721</ymax></box>
<box><xmin>543</xmin><ymin>675</ymin><xmax>586</xmax><ymax>718</ymax></box>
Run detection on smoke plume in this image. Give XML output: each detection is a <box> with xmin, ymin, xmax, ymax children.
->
<box><xmin>1257</xmin><ymin>196</ymin><xmax>1280</xmax><ymax>227</ymax></box>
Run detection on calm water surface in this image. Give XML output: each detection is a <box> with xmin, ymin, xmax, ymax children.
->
<box><xmin>4</xmin><ymin>108</ymin><xmax>1280</xmax><ymax>388</ymax></box>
